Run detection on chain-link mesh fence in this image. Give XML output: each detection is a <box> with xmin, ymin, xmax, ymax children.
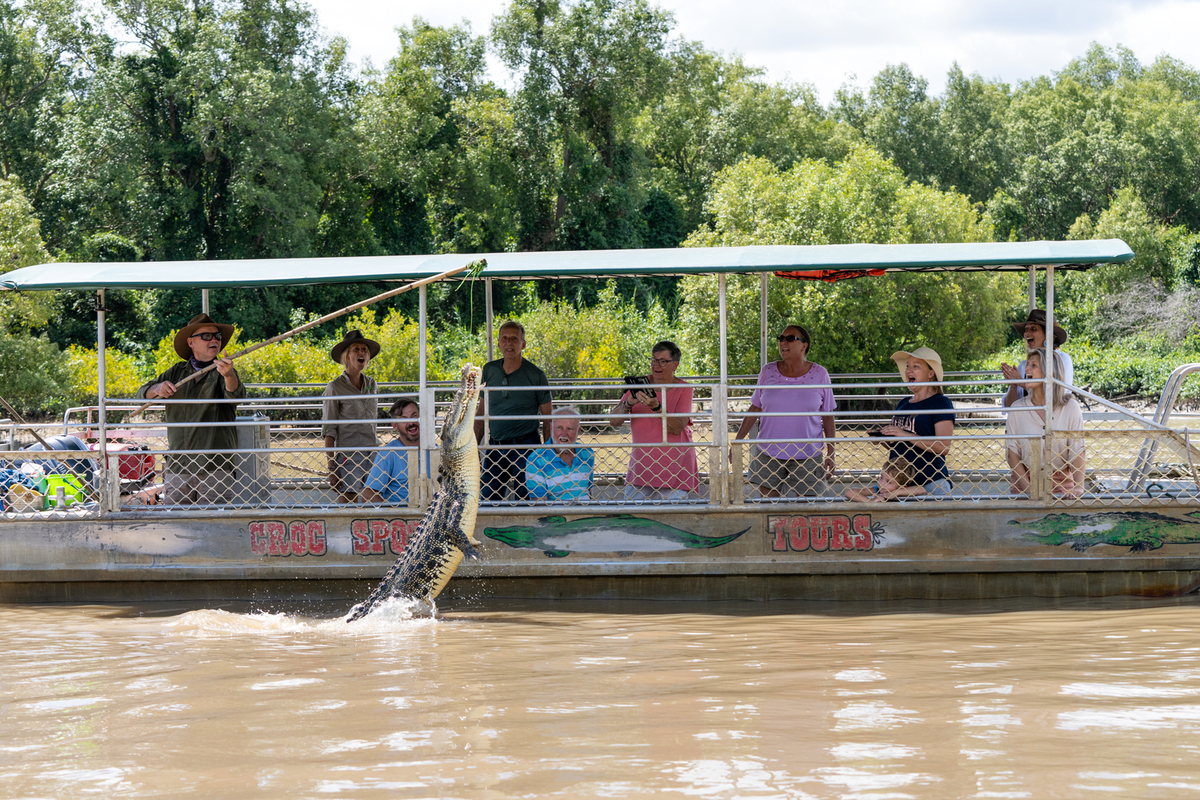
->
<box><xmin>2</xmin><ymin>372</ymin><xmax>1195</xmax><ymax>516</ymax></box>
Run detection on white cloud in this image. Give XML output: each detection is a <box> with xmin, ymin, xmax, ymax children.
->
<box><xmin>306</xmin><ymin>0</ymin><xmax>1200</xmax><ymax>100</ymax></box>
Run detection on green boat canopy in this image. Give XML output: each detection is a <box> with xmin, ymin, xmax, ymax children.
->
<box><xmin>0</xmin><ymin>240</ymin><xmax>1133</xmax><ymax>291</ymax></box>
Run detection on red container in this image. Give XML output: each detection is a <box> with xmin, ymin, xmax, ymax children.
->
<box><xmin>89</xmin><ymin>442</ymin><xmax>156</xmax><ymax>482</ymax></box>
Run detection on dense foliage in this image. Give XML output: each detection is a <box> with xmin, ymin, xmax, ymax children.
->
<box><xmin>3</xmin><ymin>0</ymin><xmax>1200</xmax><ymax>412</ymax></box>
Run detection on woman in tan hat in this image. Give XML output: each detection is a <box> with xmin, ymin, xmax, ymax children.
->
<box><xmin>1001</xmin><ymin>309</ymin><xmax>1073</xmax><ymax>407</ymax></box>
<box><xmin>322</xmin><ymin>329</ymin><xmax>381</xmax><ymax>503</ymax></box>
<box><xmin>860</xmin><ymin>346</ymin><xmax>956</xmax><ymax>499</ymax></box>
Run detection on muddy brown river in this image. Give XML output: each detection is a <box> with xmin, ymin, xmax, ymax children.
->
<box><xmin>3</xmin><ymin>596</ymin><xmax>1200</xmax><ymax>798</ymax></box>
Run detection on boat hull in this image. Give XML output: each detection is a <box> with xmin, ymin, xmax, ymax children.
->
<box><xmin>6</xmin><ymin>504</ymin><xmax>1200</xmax><ymax>603</ymax></box>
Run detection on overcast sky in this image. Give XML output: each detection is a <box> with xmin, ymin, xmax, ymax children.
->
<box><xmin>304</xmin><ymin>0</ymin><xmax>1200</xmax><ymax>101</ymax></box>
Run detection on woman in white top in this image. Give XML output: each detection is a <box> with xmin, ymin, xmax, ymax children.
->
<box><xmin>1001</xmin><ymin>309</ymin><xmax>1074</xmax><ymax>407</ymax></box>
<box><xmin>1005</xmin><ymin>347</ymin><xmax>1085</xmax><ymax>497</ymax></box>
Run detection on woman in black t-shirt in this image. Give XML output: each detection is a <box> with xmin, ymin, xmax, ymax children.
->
<box><xmin>876</xmin><ymin>346</ymin><xmax>955</xmax><ymax>497</ymax></box>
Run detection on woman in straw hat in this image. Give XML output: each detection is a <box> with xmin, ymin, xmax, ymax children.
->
<box><xmin>322</xmin><ymin>329</ymin><xmax>381</xmax><ymax>503</ymax></box>
<box><xmin>870</xmin><ymin>346</ymin><xmax>956</xmax><ymax>498</ymax></box>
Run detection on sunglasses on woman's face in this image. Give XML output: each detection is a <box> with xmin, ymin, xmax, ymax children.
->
<box><xmin>777</xmin><ymin>334</ymin><xmax>805</xmax><ymax>343</ymax></box>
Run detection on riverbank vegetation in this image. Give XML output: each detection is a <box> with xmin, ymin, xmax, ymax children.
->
<box><xmin>2</xmin><ymin>0</ymin><xmax>1200</xmax><ymax>413</ymax></box>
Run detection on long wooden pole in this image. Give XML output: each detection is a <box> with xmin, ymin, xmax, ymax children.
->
<box><xmin>0</xmin><ymin>394</ymin><xmax>91</xmax><ymax>487</ymax></box>
<box><xmin>132</xmin><ymin>260</ymin><xmax>482</xmax><ymax>415</ymax></box>
<box><xmin>0</xmin><ymin>395</ymin><xmax>53</xmax><ymax>451</ymax></box>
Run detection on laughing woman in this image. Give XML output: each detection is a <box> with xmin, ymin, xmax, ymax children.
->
<box><xmin>734</xmin><ymin>325</ymin><xmax>836</xmax><ymax>498</ymax></box>
<box><xmin>1005</xmin><ymin>347</ymin><xmax>1085</xmax><ymax>497</ymax></box>
<box><xmin>322</xmin><ymin>329</ymin><xmax>381</xmax><ymax>504</ymax></box>
<box><xmin>875</xmin><ymin>346</ymin><xmax>956</xmax><ymax>497</ymax></box>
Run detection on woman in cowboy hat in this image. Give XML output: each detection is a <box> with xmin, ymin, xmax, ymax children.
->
<box><xmin>1001</xmin><ymin>309</ymin><xmax>1073</xmax><ymax>407</ymax></box>
<box><xmin>859</xmin><ymin>346</ymin><xmax>956</xmax><ymax>499</ymax></box>
<box><xmin>322</xmin><ymin>329</ymin><xmax>381</xmax><ymax>504</ymax></box>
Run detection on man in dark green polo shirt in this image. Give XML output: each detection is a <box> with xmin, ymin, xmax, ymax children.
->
<box><xmin>136</xmin><ymin>313</ymin><xmax>246</xmax><ymax>505</ymax></box>
<box><xmin>474</xmin><ymin>320</ymin><xmax>552</xmax><ymax>501</ymax></box>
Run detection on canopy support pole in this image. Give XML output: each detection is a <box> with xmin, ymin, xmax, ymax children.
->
<box><xmin>97</xmin><ymin>289</ymin><xmax>112</xmax><ymax>512</ymax></box>
<box><xmin>760</xmin><ymin>273</ymin><xmax>769</xmax><ymax>370</ymax></box>
<box><xmin>1028</xmin><ymin>266</ymin><xmax>1036</xmax><ymax>310</ymax></box>
<box><xmin>419</xmin><ymin>283</ymin><xmax>431</xmax><ymax>507</ymax></box>
<box><xmin>716</xmin><ymin>274</ymin><xmax>729</xmax><ymax>506</ymax></box>
<box><xmin>202</xmin><ymin>289</ymin><xmax>209</xmax><ymax>314</ymax></box>
<box><xmin>1042</xmin><ymin>266</ymin><xmax>1056</xmax><ymax>502</ymax></box>
<box><xmin>485</xmin><ymin>277</ymin><xmax>494</xmax><ymax>363</ymax></box>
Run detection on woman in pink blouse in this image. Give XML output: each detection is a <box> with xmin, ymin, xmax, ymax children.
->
<box><xmin>734</xmin><ymin>325</ymin><xmax>836</xmax><ymax>498</ymax></box>
<box><xmin>609</xmin><ymin>341</ymin><xmax>698</xmax><ymax>502</ymax></box>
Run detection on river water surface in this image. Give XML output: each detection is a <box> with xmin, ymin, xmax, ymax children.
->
<box><xmin>3</xmin><ymin>596</ymin><xmax>1200</xmax><ymax>799</ymax></box>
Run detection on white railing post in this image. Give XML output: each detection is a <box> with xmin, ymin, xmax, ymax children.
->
<box><xmin>97</xmin><ymin>289</ymin><xmax>110</xmax><ymax>514</ymax></box>
<box><xmin>418</xmin><ymin>384</ymin><xmax>436</xmax><ymax>508</ymax></box>
<box><xmin>1042</xmin><ymin>266</ymin><xmax>1055</xmax><ymax>503</ymax></box>
<box><xmin>760</xmin><ymin>273</ymin><xmax>768</xmax><ymax>371</ymax></box>
<box><xmin>485</xmin><ymin>277</ymin><xmax>494</xmax><ymax>363</ymax></box>
<box><xmin>715</xmin><ymin>273</ymin><xmax>730</xmax><ymax>506</ymax></box>
<box><xmin>418</xmin><ymin>283</ymin><xmax>430</xmax><ymax>509</ymax></box>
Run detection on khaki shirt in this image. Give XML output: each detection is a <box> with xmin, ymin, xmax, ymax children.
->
<box><xmin>322</xmin><ymin>372</ymin><xmax>379</xmax><ymax>448</ymax></box>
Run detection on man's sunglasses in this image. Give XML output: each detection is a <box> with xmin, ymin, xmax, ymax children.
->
<box><xmin>777</xmin><ymin>334</ymin><xmax>806</xmax><ymax>343</ymax></box>
<box><xmin>190</xmin><ymin>332</ymin><xmax>223</xmax><ymax>342</ymax></box>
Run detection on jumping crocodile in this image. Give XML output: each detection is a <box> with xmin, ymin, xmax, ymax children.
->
<box><xmin>1012</xmin><ymin>511</ymin><xmax>1200</xmax><ymax>553</ymax></box>
<box><xmin>346</xmin><ymin>363</ymin><xmax>482</xmax><ymax>621</ymax></box>
<box><xmin>485</xmin><ymin>514</ymin><xmax>750</xmax><ymax>558</ymax></box>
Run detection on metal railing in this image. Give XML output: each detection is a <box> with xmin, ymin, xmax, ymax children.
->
<box><xmin>0</xmin><ymin>371</ymin><xmax>1194</xmax><ymax>518</ymax></box>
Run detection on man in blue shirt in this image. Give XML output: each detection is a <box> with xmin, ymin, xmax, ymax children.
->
<box><xmin>525</xmin><ymin>406</ymin><xmax>594</xmax><ymax>502</ymax></box>
<box><xmin>363</xmin><ymin>399</ymin><xmax>421</xmax><ymax>505</ymax></box>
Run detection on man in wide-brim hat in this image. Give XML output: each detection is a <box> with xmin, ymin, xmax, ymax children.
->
<box><xmin>322</xmin><ymin>329</ymin><xmax>382</xmax><ymax>503</ymax></box>
<box><xmin>136</xmin><ymin>313</ymin><xmax>245</xmax><ymax>506</ymax></box>
<box><xmin>1001</xmin><ymin>309</ymin><xmax>1074</xmax><ymax>407</ymax></box>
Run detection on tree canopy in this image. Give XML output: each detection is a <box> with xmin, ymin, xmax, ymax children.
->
<box><xmin>678</xmin><ymin>147</ymin><xmax>1019</xmax><ymax>377</ymax></box>
<box><xmin>3</xmin><ymin>1</ymin><xmax>1199</xmax><ymax>393</ymax></box>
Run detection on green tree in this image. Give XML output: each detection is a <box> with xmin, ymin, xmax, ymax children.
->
<box><xmin>0</xmin><ymin>176</ymin><xmax>65</xmax><ymax>414</ymax></box>
<box><xmin>638</xmin><ymin>43</ymin><xmax>856</xmax><ymax>235</ymax></box>
<box><xmin>1063</xmin><ymin>186</ymin><xmax>1178</xmax><ymax>336</ymax></box>
<box><xmin>679</xmin><ymin>146</ymin><xmax>1018</xmax><ymax>377</ymax></box>
<box><xmin>0</xmin><ymin>176</ymin><xmax>55</xmax><ymax>330</ymax></box>
<box><xmin>492</xmin><ymin>0</ymin><xmax>672</xmax><ymax>251</ymax></box>
<box><xmin>46</xmin><ymin>0</ymin><xmax>349</xmax><ymax>261</ymax></box>
<box><xmin>988</xmin><ymin>44</ymin><xmax>1200</xmax><ymax>240</ymax></box>
<box><xmin>933</xmin><ymin>65</ymin><xmax>1012</xmax><ymax>204</ymax></box>
<box><xmin>0</xmin><ymin>0</ymin><xmax>89</xmax><ymax>197</ymax></box>
<box><xmin>861</xmin><ymin>64</ymin><xmax>944</xmax><ymax>188</ymax></box>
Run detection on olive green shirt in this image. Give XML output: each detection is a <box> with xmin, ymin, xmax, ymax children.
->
<box><xmin>137</xmin><ymin>361</ymin><xmax>246</xmax><ymax>474</ymax></box>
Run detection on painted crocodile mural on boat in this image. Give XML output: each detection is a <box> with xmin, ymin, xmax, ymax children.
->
<box><xmin>1011</xmin><ymin>511</ymin><xmax>1200</xmax><ymax>553</ymax></box>
<box><xmin>484</xmin><ymin>514</ymin><xmax>750</xmax><ymax>558</ymax></box>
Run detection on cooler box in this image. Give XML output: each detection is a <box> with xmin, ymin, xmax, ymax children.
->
<box><xmin>44</xmin><ymin>474</ymin><xmax>86</xmax><ymax>508</ymax></box>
